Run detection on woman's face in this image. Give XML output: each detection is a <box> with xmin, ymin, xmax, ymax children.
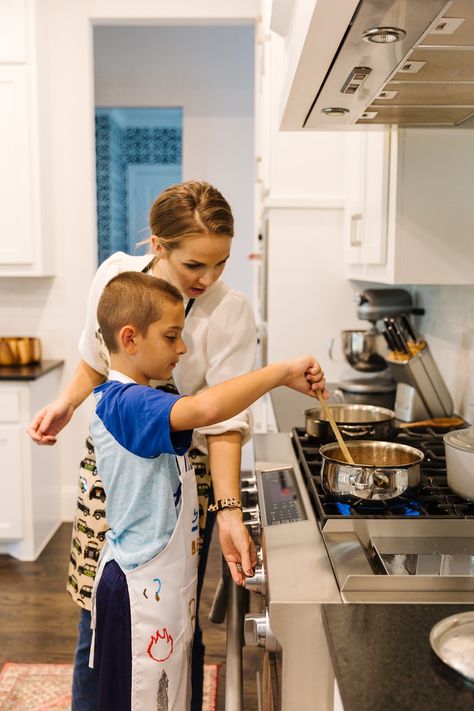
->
<box><xmin>152</xmin><ymin>233</ymin><xmax>232</xmax><ymax>299</ymax></box>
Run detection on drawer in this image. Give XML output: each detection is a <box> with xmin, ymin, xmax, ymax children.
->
<box><xmin>0</xmin><ymin>390</ymin><xmax>21</xmax><ymax>422</ymax></box>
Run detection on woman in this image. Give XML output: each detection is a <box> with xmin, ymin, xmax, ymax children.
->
<box><xmin>28</xmin><ymin>180</ymin><xmax>258</xmax><ymax>711</ymax></box>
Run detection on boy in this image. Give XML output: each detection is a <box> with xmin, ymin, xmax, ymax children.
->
<box><xmin>89</xmin><ymin>271</ymin><xmax>327</xmax><ymax>711</ymax></box>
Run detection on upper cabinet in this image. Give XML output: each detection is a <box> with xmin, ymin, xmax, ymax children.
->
<box><xmin>344</xmin><ymin>126</ymin><xmax>474</xmax><ymax>284</ymax></box>
<box><xmin>0</xmin><ymin>0</ymin><xmax>53</xmax><ymax>276</ymax></box>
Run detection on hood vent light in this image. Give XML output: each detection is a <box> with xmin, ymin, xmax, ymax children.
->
<box><xmin>321</xmin><ymin>107</ymin><xmax>350</xmax><ymax>116</ymax></box>
<box><xmin>362</xmin><ymin>27</ymin><xmax>406</xmax><ymax>44</ymax></box>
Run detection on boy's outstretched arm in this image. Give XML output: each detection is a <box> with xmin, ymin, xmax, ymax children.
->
<box><xmin>170</xmin><ymin>356</ymin><xmax>327</xmax><ymax>432</ymax></box>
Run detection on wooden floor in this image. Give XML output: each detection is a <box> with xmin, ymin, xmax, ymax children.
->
<box><xmin>0</xmin><ymin>522</ymin><xmax>260</xmax><ymax>709</ymax></box>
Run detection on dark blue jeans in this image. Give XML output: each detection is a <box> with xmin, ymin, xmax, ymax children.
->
<box><xmin>71</xmin><ymin>504</ymin><xmax>216</xmax><ymax>711</ymax></box>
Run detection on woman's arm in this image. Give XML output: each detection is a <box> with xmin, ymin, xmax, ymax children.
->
<box><xmin>207</xmin><ymin>431</ymin><xmax>257</xmax><ymax>585</ymax></box>
<box><xmin>27</xmin><ymin>359</ymin><xmax>105</xmax><ymax>445</ymax></box>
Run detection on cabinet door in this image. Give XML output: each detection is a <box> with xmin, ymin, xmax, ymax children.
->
<box><xmin>0</xmin><ymin>425</ymin><xmax>23</xmax><ymax>539</ymax></box>
<box><xmin>344</xmin><ymin>130</ymin><xmax>390</xmax><ymax>265</ymax></box>
<box><xmin>0</xmin><ymin>66</ymin><xmax>36</xmax><ymax>266</ymax></box>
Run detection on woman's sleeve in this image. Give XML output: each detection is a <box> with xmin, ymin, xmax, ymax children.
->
<box><xmin>194</xmin><ymin>291</ymin><xmax>257</xmax><ymax>442</ymax></box>
<box><xmin>78</xmin><ymin>252</ymin><xmax>126</xmax><ymax>375</ymax></box>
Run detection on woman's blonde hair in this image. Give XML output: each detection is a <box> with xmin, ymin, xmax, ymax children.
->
<box><xmin>149</xmin><ymin>180</ymin><xmax>234</xmax><ymax>252</ymax></box>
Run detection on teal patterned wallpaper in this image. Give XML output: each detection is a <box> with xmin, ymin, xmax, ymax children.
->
<box><xmin>95</xmin><ymin>108</ymin><xmax>182</xmax><ymax>264</ymax></box>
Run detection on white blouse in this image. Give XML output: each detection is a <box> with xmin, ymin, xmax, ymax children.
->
<box><xmin>79</xmin><ymin>252</ymin><xmax>257</xmax><ymax>452</ymax></box>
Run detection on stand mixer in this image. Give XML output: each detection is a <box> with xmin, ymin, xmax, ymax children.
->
<box><xmin>336</xmin><ymin>288</ymin><xmax>417</xmax><ymax>396</ymax></box>
<box><xmin>336</xmin><ymin>288</ymin><xmax>453</xmax><ymax>422</ymax></box>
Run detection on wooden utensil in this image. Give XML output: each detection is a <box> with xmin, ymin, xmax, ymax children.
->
<box><xmin>315</xmin><ymin>390</ymin><xmax>355</xmax><ymax>464</ymax></box>
<box><xmin>398</xmin><ymin>416</ymin><xmax>464</xmax><ymax>429</ymax></box>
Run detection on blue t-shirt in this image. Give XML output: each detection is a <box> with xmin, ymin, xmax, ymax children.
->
<box><xmin>90</xmin><ymin>380</ymin><xmax>193</xmax><ymax>570</ymax></box>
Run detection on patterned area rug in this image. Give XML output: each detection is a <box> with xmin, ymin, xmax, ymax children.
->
<box><xmin>0</xmin><ymin>662</ymin><xmax>220</xmax><ymax>711</ymax></box>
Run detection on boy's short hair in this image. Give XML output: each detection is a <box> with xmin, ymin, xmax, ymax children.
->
<box><xmin>98</xmin><ymin>271</ymin><xmax>183</xmax><ymax>353</ymax></box>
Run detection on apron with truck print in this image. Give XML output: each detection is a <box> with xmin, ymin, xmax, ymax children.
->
<box><xmin>90</xmin><ymin>454</ymin><xmax>199</xmax><ymax>711</ymax></box>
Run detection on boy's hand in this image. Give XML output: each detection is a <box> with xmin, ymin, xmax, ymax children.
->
<box><xmin>285</xmin><ymin>355</ymin><xmax>329</xmax><ymax>399</ymax></box>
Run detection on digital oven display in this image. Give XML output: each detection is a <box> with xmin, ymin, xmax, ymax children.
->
<box><xmin>259</xmin><ymin>467</ymin><xmax>307</xmax><ymax>526</ymax></box>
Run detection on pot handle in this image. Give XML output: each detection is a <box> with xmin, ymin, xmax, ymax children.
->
<box><xmin>342</xmin><ymin>426</ymin><xmax>374</xmax><ymax>439</ymax></box>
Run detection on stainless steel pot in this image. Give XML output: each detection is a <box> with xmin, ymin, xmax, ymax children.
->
<box><xmin>305</xmin><ymin>404</ymin><xmax>396</xmax><ymax>442</ymax></box>
<box><xmin>443</xmin><ymin>426</ymin><xmax>474</xmax><ymax>500</ymax></box>
<box><xmin>320</xmin><ymin>440</ymin><xmax>424</xmax><ymax>500</ymax></box>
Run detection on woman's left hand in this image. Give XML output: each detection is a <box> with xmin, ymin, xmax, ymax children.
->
<box><xmin>216</xmin><ymin>508</ymin><xmax>257</xmax><ymax>585</ymax></box>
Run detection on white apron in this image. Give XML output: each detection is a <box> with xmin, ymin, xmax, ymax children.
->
<box><xmin>90</xmin><ymin>454</ymin><xmax>199</xmax><ymax>711</ymax></box>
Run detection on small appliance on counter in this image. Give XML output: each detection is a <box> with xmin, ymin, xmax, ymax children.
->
<box><xmin>333</xmin><ymin>288</ymin><xmax>423</xmax><ymax>401</ymax></box>
<box><xmin>0</xmin><ymin>337</ymin><xmax>42</xmax><ymax>366</ymax></box>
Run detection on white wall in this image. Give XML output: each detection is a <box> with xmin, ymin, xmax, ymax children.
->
<box><xmin>410</xmin><ymin>286</ymin><xmax>474</xmax><ymax>423</ymax></box>
<box><xmin>93</xmin><ymin>25</ymin><xmax>255</xmax><ymax>298</ymax></box>
<box><xmin>260</xmin><ymin>27</ymin><xmax>361</xmax><ymax>383</ymax></box>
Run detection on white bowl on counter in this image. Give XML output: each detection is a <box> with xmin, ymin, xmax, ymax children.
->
<box><xmin>443</xmin><ymin>426</ymin><xmax>474</xmax><ymax>500</ymax></box>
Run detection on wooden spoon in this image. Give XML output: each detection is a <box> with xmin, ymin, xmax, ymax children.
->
<box><xmin>315</xmin><ymin>390</ymin><xmax>355</xmax><ymax>464</ymax></box>
<box><xmin>398</xmin><ymin>416</ymin><xmax>464</xmax><ymax>429</ymax></box>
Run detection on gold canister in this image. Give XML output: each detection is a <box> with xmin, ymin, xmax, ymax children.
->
<box><xmin>0</xmin><ymin>337</ymin><xmax>42</xmax><ymax>366</ymax></box>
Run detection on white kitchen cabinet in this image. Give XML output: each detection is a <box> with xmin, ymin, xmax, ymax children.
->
<box><xmin>0</xmin><ymin>0</ymin><xmax>28</xmax><ymax>63</ymax></box>
<box><xmin>0</xmin><ymin>0</ymin><xmax>53</xmax><ymax>276</ymax></box>
<box><xmin>344</xmin><ymin>126</ymin><xmax>474</xmax><ymax>284</ymax></box>
<box><xmin>0</xmin><ymin>363</ymin><xmax>63</xmax><ymax>560</ymax></box>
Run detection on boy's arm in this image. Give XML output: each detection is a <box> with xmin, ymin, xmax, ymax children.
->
<box><xmin>170</xmin><ymin>356</ymin><xmax>326</xmax><ymax>432</ymax></box>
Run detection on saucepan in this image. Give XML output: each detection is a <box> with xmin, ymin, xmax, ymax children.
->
<box><xmin>305</xmin><ymin>404</ymin><xmax>396</xmax><ymax>443</ymax></box>
<box><xmin>320</xmin><ymin>440</ymin><xmax>424</xmax><ymax>500</ymax></box>
<box><xmin>443</xmin><ymin>426</ymin><xmax>474</xmax><ymax>501</ymax></box>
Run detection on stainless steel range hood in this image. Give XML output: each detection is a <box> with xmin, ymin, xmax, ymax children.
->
<box><xmin>278</xmin><ymin>0</ymin><xmax>474</xmax><ymax>129</ymax></box>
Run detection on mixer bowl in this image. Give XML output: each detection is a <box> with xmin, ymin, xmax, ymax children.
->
<box><xmin>341</xmin><ymin>329</ymin><xmax>388</xmax><ymax>373</ymax></box>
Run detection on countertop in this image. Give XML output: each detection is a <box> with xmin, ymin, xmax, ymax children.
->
<box><xmin>322</xmin><ymin>604</ymin><xmax>474</xmax><ymax>711</ymax></box>
<box><xmin>0</xmin><ymin>359</ymin><xmax>64</xmax><ymax>381</ymax></box>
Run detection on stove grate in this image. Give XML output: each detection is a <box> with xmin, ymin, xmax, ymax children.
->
<box><xmin>292</xmin><ymin>424</ymin><xmax>474</xmax><ymax>522</ymax></box>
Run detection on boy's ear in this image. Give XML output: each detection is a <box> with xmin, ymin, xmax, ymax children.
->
<box><xmin>119</xmin><ymin>325</ymin><xmax>138</xmax><ymax>352</ymax></box>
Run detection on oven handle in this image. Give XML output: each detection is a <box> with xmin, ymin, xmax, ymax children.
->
<box><xmin>208</xmin><ymin>556</ymin><xmax>248</xmax><ymax>711</ymax></box>
<box><xmin>225</xmin><ymin>579</ymin><xmax>247</xmax><ymax>711</ymax></box>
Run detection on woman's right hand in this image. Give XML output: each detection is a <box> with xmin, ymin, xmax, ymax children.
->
<box><xmin>27</xmin><ymin>399</ymin><xmax>75</xmax><ymax>446</ymax></box>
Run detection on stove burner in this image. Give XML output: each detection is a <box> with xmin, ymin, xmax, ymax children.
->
<box><xmin>292</xmin><ymin>423</ymin><xmax>474</xmax><ymax>523</ymax></box>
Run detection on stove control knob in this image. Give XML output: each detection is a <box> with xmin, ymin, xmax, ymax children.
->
<box><xmin>241</xmin><ymin>474</ymin><xmax>257</xmax><ymax>487</ymax></box>
<box><xmin>244</xmin><ymin>561</ymin><xmax>266</xmax><ymax>596</ymax></box>
<box><xmin>241</xmin><ymin>485</ymin><xmax>258</xmax><ymax>508</ymax></box>
<box><xmin>242</xmin><ymin>505</ymin><xmax>261</xmax><ymax>541</ymax></box>
<box><xmin>244</xmin><ymin>610</ymin><xmax>279</xmax><ymax>652</ymax></box>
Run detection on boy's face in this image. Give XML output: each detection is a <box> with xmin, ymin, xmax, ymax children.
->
<box><xmin>134</xmin><ymin>301</ymin><xmax>186</xmax><ymax>381</ymax></box>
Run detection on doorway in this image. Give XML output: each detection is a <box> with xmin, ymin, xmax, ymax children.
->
<box><xmin>95</xmin><ymin>107</ymin><xmax>182</xmax><ymax>263</ymax></box>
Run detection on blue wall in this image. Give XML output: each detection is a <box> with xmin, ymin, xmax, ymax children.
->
<box><xmin>95</xmin><ymin>108</ymin><xmax>182</xmax><ymax>264</ymax></box>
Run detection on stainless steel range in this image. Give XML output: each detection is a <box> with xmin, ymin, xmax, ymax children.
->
<box><xmin>242</xmin><ymin>421</ymin><xmax>474</xmax><ymax>711</ymax></box>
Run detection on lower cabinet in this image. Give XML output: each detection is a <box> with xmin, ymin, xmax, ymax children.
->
<box><xmin>0</xmin><ymin>365</ymin><xmax>63</xmax><ymax>560</ymax></box>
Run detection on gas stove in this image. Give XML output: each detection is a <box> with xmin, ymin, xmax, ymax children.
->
<box><xmin>288</xmin><ymin>423</ymin><xmax>474</xmax><ymax>599</ymax></box>
<box><xmin>293</xmin><ymin>425</ymin><xmax>474</xmax><ymax>522</ymax></box>
<box><xmin>241</xmin><ymin>416</ymin><xmax>474</xmax><ymax>711</ymax></box>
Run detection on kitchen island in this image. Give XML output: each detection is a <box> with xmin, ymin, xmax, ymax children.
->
<box><xmin>322</xmin><ymin>603</ymin><xmax>474</xmax><ymax>711</ymax></box>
